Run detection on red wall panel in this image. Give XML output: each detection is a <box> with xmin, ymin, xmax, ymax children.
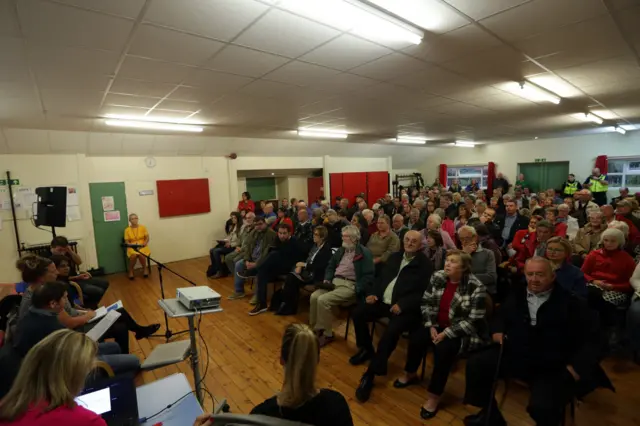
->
<box><xmin>307</xmin><ymin>176</ymin><xmax>324</xmax><ymax>205</ymax></box>
<box><xmin>330</xmin><ymin>174</ymin><xmax>344</xmax><ymax>204</ymax></box>
<box><xmin>157</xmin><ymin>178</ymin><xmax>211</xmax><ymax>218</ymax></box>
<box><xmin>341</xmin><ymin>172</ymin><xmax>367</xmax><ymax>205</ymax></box>
<box><xmin>366</xmin><ymin>171</ymin><xmax>389</xmax><ymax>205</ymax></box>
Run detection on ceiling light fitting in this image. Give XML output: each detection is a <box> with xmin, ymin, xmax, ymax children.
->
<box><xmin>516</xmin><ymin>80</ymin><xmax>561</xmax><ymax>104</ymax></box>
<box><xmin>576</xmin><ymin>112</ymin><xmax>604</xmax><ymax>125</ymax></box>
<box><xmin>454</xmin><ymin>140</ymin><xmax>476</xmax><ymax>148</ymax></box>
<box><xmin>297</xmin><ymin>129</ymin><xmax>349</xmax><ymax>139</ymax></box>
<box><xmin>614</xmin><ymin>126</ymin><xmax>627</xmax><ymax>135</ymax></box>
<box><xmin>396</xmin><ymin>136</ymin><xmax>426</xmax><ymax>144</ymax></box>
<box><xmin>104</xmin><ymin>119</ymin><xmax>203</xmax><ymax>132</ymax></box>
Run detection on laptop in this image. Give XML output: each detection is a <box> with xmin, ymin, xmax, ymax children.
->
<box><xmin>76</xmin><ymin>375</ymin><xmax>140</xmax><ymax>426</ymax></box>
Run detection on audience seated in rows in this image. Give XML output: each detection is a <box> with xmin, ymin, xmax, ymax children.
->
<box><xmin>207</xmin><ymin>212</ymin><xmax>242</xmax><ymax>278</ymax></box>
<box><xmin>309</xmin><ymin>225</ymin><xmax>374</xmax><ymax>347</ymax></box>
<box><xmin>273</xmin><ymin>226</ymin><xmax>333</xmax><ymax>316</ymax></box>
<box><xmin>47</xmin><ymin>236</ymin><xmax>109</xmax><ymax>309</ymax></box>
<box><xmin>0</xmin><ymin>329</ymin><xmax>108</xmax><ymax>426</ymax></box>
<box><xmin>463</xmin><ymin>257</ymin><xmax>613</xmax><ymax>426</ymax></box>
<box><xmin>271</xmin><ymin>207</ymin><xmax>293</xmax><ymax>232</ymax></box>
<box><xmin>545</xmin><ymin>237</ymin><xmax>587</xmax><ymax>298</ymax></box>
<box><xmin>545</xmin><ymin>207</ymin><xmax>567</xmax><ymax>238</ymax></box>
<box><xmin>458</xmin><ymin>226</ymin><xmax>497</xmax><ymax>296</ymax></box>
<box><xmin>349</xmin><ymin>231</ymin><xmax>432</xmax><ymax>402</ymax></box>
<box><xmin>406</xmin><ymin>208</ymin><xmax>425</xmax><ymax>231</ymax></box>
<box><xmin>366</xmin><ymin>215</ymin><xmax>401</xmax><ymax>276</ymax></box>
<box><xmin>324</xmin><ymin>209</ymin><xmax>348</xmax><ymax>248</ymax></box>
<box><xmin>238</xmin><ymin>191</ymin><xmax>255</xmax><ymax>213</ymax></box>
<box><xmin>295</xmin><ymin>209</ymin><xmax>314</xmax><ymax>255</ymax></box>
<box><xmin>572</xmin><ymin>210</ymin><xmax>605</xmax><ymax>264</ymax></box>
<box><xmin>495</xmin><ymin>200</ymin><xmax>530</xmax><ymax>247</ymax></box>
<box><xmin>391</xmin><ymin>214</ymin><xmax>409</xmax><ymax>245</ymax></box>
<box><xmin>425</xmin><ymin>214</ymin><xmax>456</xmax><ymax>250</ymax></box>
<box><xmin>223</xmin><ymin>212</ymin><xmax>256</xmax><ymax>277</ymax></box>
<box><xmin>424</xmin><ymin>230</ymin><xmax>447</xmax><ymax>270</ymax></box>
<box><xmin>350</xmin><ymin>213</ymin><xmax>370</xmax><ymax>246</ymax></box>
<box><xmin>628</xmin><ymin>262</ymin><xmax>640</xmax><ymax>362</ymax></box>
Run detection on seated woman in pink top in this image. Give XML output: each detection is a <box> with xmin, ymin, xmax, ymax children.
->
<box><xmin>0</xmin><ymin>329</ymin><xmax>106</xmax><ymax>426</ymax></box>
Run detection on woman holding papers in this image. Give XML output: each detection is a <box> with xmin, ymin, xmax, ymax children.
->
<box><xmin>124</xmin><ymin>213</ymin><xmax>151</xmax><ymax>280</ymax></box>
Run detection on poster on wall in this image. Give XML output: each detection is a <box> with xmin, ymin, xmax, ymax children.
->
<box><xmin>67</xmin><ymin>187</ymin><xmax>79</xmax><ymax>206</ymax></box>
<box><xmin>104</xmin><ymin>210</ymin><xmax>120</xmax><ymax>222</ymax></box>
<box><xmin>101</xmin><ymin>196</ymin><xmax>115</xmax><ymax>212</ymax></box>
<box><xmin>67</xmin><ymin>205</ymin><xmax>82</xmax><ymax>222</ymax></box>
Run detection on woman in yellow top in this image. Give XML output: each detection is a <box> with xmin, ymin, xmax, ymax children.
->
<box><xmin>124</xmin><ymin>213</ymin><xmax>150</xmax><ymax>280</ymax></box>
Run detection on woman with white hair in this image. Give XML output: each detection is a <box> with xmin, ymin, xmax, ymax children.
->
<box><xmin>582</xmin><ymin>228</ymin><xmax>636</xmax><ymax>331</ymax></box>
<box><xmin>424</xmin><ymin>214</ymin><xmax>456</xmax><ymax>250</ymax></box>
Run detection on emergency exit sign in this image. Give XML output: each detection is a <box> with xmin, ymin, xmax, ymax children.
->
<box><xmin>0</xmin><ymin>179</ymin><xmax>20</xmax><ymax>185</ymax></box>
<box><xmin>534</xmin><ymin>158</ymin><xmax>547</xmax><ymax>163</ymax></box>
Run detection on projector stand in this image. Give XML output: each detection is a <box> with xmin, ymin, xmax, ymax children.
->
<box><xmin>135</xmin><ymin>249</ymin><xmax>196</xmax><ymax>342</ymax></box>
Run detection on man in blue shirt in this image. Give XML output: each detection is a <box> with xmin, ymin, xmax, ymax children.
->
<box><xmin>494</xmin><ymin>200</ymin><xmax>529</xmax><ymax>247</ymax></box>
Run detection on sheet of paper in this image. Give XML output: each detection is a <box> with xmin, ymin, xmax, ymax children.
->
<box><xmin>86</xmin><ymin>310</ymin><xmax>121</xmax><ymax>342</ymax></box>
<box><xmin>88</xmin><ymin>300</ymin><xmax>123</xmax><ymax>323</ymax></box>
<box><xmin>67</xmin><ymin>186</ymin><xmax>79</xmax><ymax>206</ymax></box>
<box><xmin>67</xmin><ymin>205</ymin><xmax>82</xmax><ymax>222</ymax></box>
<box><xmin>104</xmin><ymin>210</ymin><xmax>120</xmax><ymax>222</ymax></box>
<box><xmin>101</xmin><ymin>196</ymin><xmax>114</xmax><ymax>211</ymax></box>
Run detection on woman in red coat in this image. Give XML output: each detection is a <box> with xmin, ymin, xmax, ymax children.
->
<box><xmin>237</xmin><ymin>191</ymin><xmax>255</xmax><ymax>213</ymax></box>
<box><xmin>271</xmin><ymin>207</ymin><xmax>293</xmax><ymax>232</ymax></box>
<box><xmin>582</xmin><ymin>228</ymin><xmax>636</xmax><ymax>329</ymax></box>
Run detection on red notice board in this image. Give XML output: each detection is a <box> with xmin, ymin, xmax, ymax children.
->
<box><xmin>156</xmin><ymin>178</ymin><xmax>211</xmax><ymax>218</ymax></box>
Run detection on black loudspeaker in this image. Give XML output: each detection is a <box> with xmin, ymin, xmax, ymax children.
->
<box><xmin>35</xmin><ymin>186</ymin><xmax>67</xmax><ymax>228</ymax></box>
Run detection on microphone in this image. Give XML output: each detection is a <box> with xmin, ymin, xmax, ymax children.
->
<box><xmin>123</xmin><ymin>244</ymin><xmax>144</xmax><ymax>249</ymax></box>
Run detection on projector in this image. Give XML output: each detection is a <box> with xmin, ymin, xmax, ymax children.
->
<box><xmin>177</xmin><ymin>286</ymin><xmax>221</xmax><ymax>310</ymax></box>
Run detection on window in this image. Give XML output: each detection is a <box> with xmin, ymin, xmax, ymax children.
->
<box><xmin>446</xmin><ymin>166</ymin><xmax>489</xmax><ymax>189</ymax></box>
<box><xmin>606</xmin><ymin>159</ymin><xmax>640</xmax><ymax>188</ymax></box>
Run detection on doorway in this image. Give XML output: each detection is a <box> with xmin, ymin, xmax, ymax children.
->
<box><xmin>517</xmin><ymin>162</ymin><xmax>569</xmax><ymax>193</ymax></box>
<box><xmin>89</xmin><ymin>182</ymin><xmax>129</xmax><ymax>274</ymax></box>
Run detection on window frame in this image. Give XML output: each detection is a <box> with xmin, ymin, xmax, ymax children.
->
<box><xmin>446</xmin><ymin>165</ymin><xmax>489</xmax><ymax>189</ymax></box>
<box><xmin>606</xmin><ymin>158</ymin><xmax>640</xmax><ymax>189</ymax></box>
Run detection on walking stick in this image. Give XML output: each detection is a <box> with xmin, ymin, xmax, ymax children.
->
<box><xmin>485</xmin><ymin>341</ymin><xmax>505</xmax><ymax>426</ymax></box>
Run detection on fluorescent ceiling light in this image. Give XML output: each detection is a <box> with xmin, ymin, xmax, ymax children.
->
<box><xmin>105</xmin><ymin>119</ymin><xmax>203</xmax><ymax>133</ymax></box>
<box><xmin>278</xmin><ymin>0</ymin><xmax>423</xmax><ymax>45</ymax></box>
<box><xmin>297</xmin><ymin>129</ymin><xmax>348</xmax><ymax>139</ymax></box>
<box><xmin>515</xmin><ymin>80</ymin><xmax>561</xmax><ymax>104</ymax></box>
<box><xmin>614</xmin><ymin>126</ymin><xmax>627</xmax><ymax>135</ymax></box>
<box><xmin>454</xmin><ymin>141</ymin><xmax>476</xmax><ymax>148</ymax></box>
<box><xmin>396</xmin><ymin>136</ymin><xmax>426</xmax><ymax>144</ymax></box>
<box><xmin>104</xmin><ymin>114</ymin><xmax>203</xmax><ymax>125</ymax></box>
<box><xmin>575</xmin><ymin>112</ymin><xmax>604</xmax><ymax>125</ymax></box>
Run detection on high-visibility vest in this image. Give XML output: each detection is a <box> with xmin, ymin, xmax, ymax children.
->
<box><xmin>589</xmin><ymin>175</ymin><xmax>608</xmax><ymax>193</ymax></box>
<box><xmin>563</xmin><ymin>181</ymin><xmax>579</xmax><ymax>195</ymax></box>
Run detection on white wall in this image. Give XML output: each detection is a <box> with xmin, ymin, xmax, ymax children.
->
<box><xmin>275</xmin><ymin>177</ymin><xmax>288</xmax><ymax>200</ymax></box>
<box><xmin>419</xmin><ymin>132</ymin><xmax>640</xmax><ymax>198</ymax></box>
<box><xmin>287</xmin><ymin>176</ymin><xmax>309</xmax><ymax>202</ymax></box>
<box><xmin>237</xmin><ymin>177</ymin><xmax>247</xmax><ymax>201</ymax></box>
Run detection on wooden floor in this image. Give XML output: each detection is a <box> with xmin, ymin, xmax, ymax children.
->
<box><xmin>102</xmin><ymin>257</ymin><xmax>640</xmax><ymax>426</ymax></box>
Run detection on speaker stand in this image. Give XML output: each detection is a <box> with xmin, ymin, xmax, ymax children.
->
<box><xmin>51</xmin><ymin>226</ymin><xmax>57</xmax><ymax>238</ymax></box>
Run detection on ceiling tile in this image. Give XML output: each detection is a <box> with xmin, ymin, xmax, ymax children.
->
<box><xmin>183</xmin><ymin>68</ymin><xmax>253</xmax><ymax>91</ymax></box>
<box><xmin>104</xmin><ymin>93</ymin><xmax>161</xmax><ymax>109</ymax></box>
<box><xmin>89</xmin><ymin>132</ymin><xmax>123</xmax><ymax>155</ymax></box>
<box><xmin>49</xmin><ymin>130</ymin><xmax>89</xmax><ymax>152</ymax></box>
<box><xmin>40</xmin><ymin>89</ymin><xmax>102</xmax><ymax>115</ymax></box>
<box><xmin>0</xmin><ymin>97</ymin><xmax>43</xmax><ymax>121</ymax></box>
<box><xmin>128</xmin><ymin>25</ymin><xmax>225</xmax><ymax>66</ymax></box>
<box><xmin>118</xmin><ymin>56</ymin><xmax>193</xmax><ymax>84</ymax></box>
<box><xmin>110</xmin><ymin>78</ymin><xmax>177</xmax><ymax>98</ymax></box>
<box><xmin>443</xmin><ymin>0</ymin><xmax>532</xmax><ymax>20</ymax></box>
<box><xmin>616</xmin><ymin>6</ymin><xmax>640</xmax><ymax>50</ymax></box>
<box><xmin>145</xmin><ymin>109</ymin><xmax>194</xmax><ymax>120</ymax></box>
<box><xmin>18</xmin><ymin>0</ymin><xmax>134</xmax><ymax>51</ymax></box>
<box><xmin>167</xmin><ymin>86</ymin><xmax>225</xmax><ymax>103</ymax></box>
<box><xmin>53</xmin><ymin>0</ymin><xmax>146</xmax><ymax>18</ymax></box>
<box><xmin>36</xmin><ymin>71</ymin><xmax>111</xmax><ymax>90</ymax></box>
<box><xmin>100</xmin><ymin>104</ymin><xmax>149</xmax><ymax>117</ymax></box>
<box><xmin>310</xmin><ymin>73</ymin><xmax>378</xmax><ymax>93</ymax></box>
<box><xmin>4</xmin><ymin>128</ymin><xmax>50</xmax><ymax>153</ymax></box>
<box><xmin>155</xmin><ymin>99</ymin><xmax>200</xmax><ymax>112</ymax></box>
<box><xmin>235</xmin><ymin>8</ymin><xmax>340</xmax><ymax>58</ymax></box>
<box><xmin>479</xmin><ymin>0</ymin><xmax>608</xmax><ymax>42</ymax></box>
<box><xmin>350</xmin><ymin>53</ymin><xmax>429</xmax><ymax>81</ymax></box>
<box><xmin>391</xmin><ymin>64</ymin><xmax>471</xmax><ymax>94</ymax></box>
<box><xmin>204</xmin><ymin>45</ymin><xmax>289</xmax><ymax>77</ymax></box>
<box><xmin>144</xmin><ymin>0</ymin><xmax>269</xmax><ymax>41</ymax></box>
<box><xmin>300</xmin><ymin>34</ymin><xmax>392</xmax><ymax>71</ymax></box>
<box><xmin>263</xmin><ymin>61</ymin><xmax>339</xmax><ymax>86</ymax></box>
<box><xmin>239</xmin><ymin>79</ymin><xmax>305</xmax><ymax>99</ymax></box>
<box><xmin>0</xmin><ymin>0</ymin><xmax>21</xmax><ymax>37</ymax></box>
<box><xmin>515</xmin><ymin>16</ymin><xmax>628</xmax><ymax>71</ymax></box>
<box><xmin>441</xmin><ymin>46</ymin><xmax>532</xmax><ymax>83</ymax></box>
<box><xmin>404</xmin><ymin>24</ymin><xmax>501</xmax><ymax>64</ymax></box>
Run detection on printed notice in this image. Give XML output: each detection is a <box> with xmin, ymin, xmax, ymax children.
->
<box><xmin>104</xmin><ymin>210</ymin><xmax>120</xmax><ymax>222</ymax></box>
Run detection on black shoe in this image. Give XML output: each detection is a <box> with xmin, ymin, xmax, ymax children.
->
<box><xmin>393</xmin><ymin>376</ymin><xmax>420</xmax><ymax>388</ymax></box>
<box><xmin>135</xmin><ymin>324</ymin><xmax>161</xmax><ymax>340</ymax></box>
<box><xmin>349</xmin><ymin>348</ymin><xmax>372</xmax><ymax>366</ymax></box>
<box><xmin>420</xmin><ymin>406</ymin><xmax>439</xmax><ymax>420</ymax></box>
<box><xmin>248</xmin><ymin>304</ymin><xmax>268</xmax><ymax>316</ymax></box>
<box><xmin>355</xmin><ymin>373</ymin><xmax>374</xmax><ymax>403</ymax></box>
<box><xmin>464</xmin><ymin>409</ymin><xmax>505</xmax><ymax>426</ymax></box>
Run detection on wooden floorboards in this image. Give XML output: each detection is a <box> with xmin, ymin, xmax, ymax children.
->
<box><xmin>102</xmin><ymin>257</ymin><xmax>640</xmax><ymax>425</ymax></box>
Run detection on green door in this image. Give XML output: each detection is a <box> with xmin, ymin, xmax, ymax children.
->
<box><xmin>89</xmin><ymin>182</ymin><xmax>129</xmax><ymax>274</ymax></box>
<box><xmin>246</xmin><ymin>177</ymin><xmax>276</xmax><ymax>201</ymax></box>
<box><xmin>518</xmin><ymin>162</ymin><xmax>569</xmax><ymax>193</ymax></box>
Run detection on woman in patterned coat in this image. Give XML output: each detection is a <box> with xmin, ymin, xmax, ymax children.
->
<box><xmin>393</xmin><ymin>249</ymin><xmax>489</xmax><ymax>420</ymax></box>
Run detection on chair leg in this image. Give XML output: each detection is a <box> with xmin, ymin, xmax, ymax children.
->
<box><xmin>345</xmin><ymin>310</ymin><xmax>351</xmax><ymax>341</ymax></box>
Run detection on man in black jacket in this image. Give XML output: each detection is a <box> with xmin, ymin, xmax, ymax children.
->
<box><xmin>463</xmin><ymin>257</ymin><xmax>611</xmax><ymax>426</ymax></box>
<box><xmin>493</xmin><ymin>200</ymin><xmax>529</xmax><ymax>247</ymax></box>
<box><xmin>250</xmin><ymin>224</ymin><xmax>303</xmax><ymax>316</ymax></box>
<box><xmin>350</xmin><ymin>230</ymin><xmax>434</xmax><ymax>402</ymax></box>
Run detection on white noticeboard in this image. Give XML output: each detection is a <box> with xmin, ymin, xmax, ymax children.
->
<box><xmin>67</xmin><ymin>186</ymin><xmax>79</xmax><ymax>206</ymax></box>
<box><xmin>102</xmin><ymin>196</ymin><xmax>115</xmax><ymax>212</ymax></box>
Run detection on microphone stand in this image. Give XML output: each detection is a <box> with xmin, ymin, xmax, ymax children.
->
<box><xmin>133</xmin><ymin>247</ymin><xmax>195</xmax><ymax>342</ymax></box>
